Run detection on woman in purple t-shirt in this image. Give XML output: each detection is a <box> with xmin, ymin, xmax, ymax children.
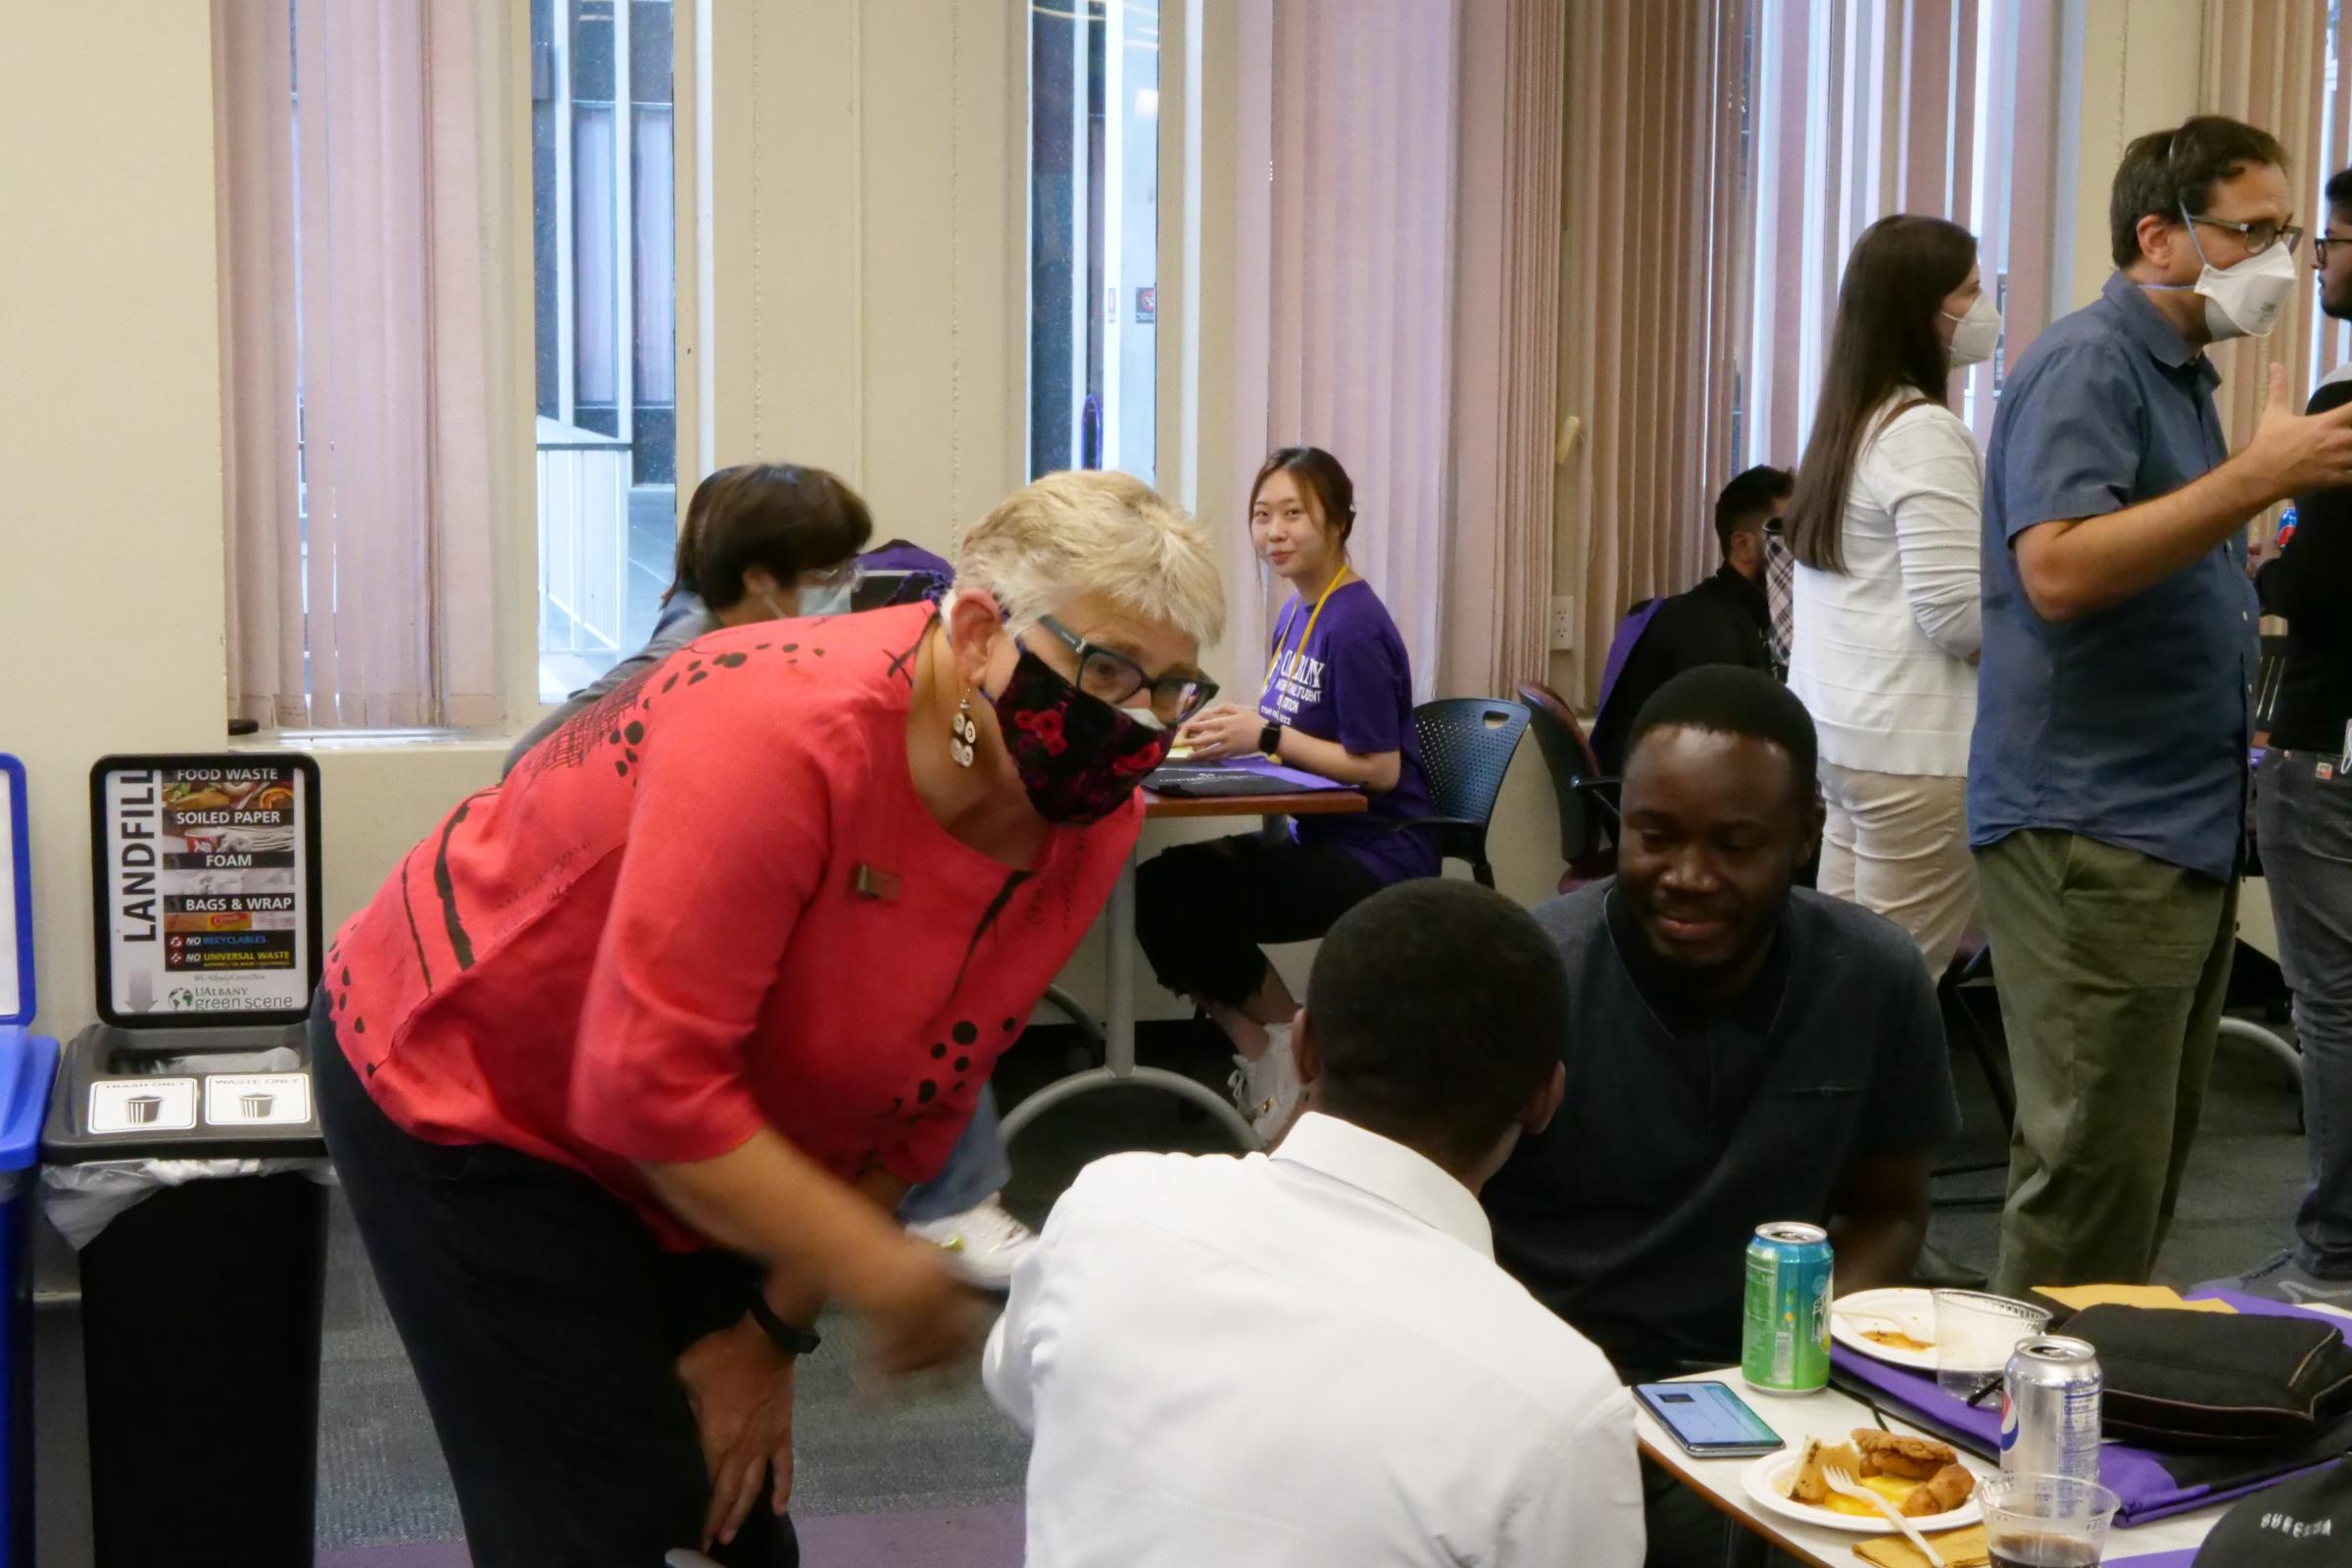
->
<box><xmin>1137</xmin><ymin>447</ymin><xmax>1439</xmax><ymax>1137</ymax></box>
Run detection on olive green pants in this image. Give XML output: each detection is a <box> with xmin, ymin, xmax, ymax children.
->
<box><xmin>1976</xmin><ymin>830</ymin><xmax>2236</xmax><ymax>1298</ymax></box>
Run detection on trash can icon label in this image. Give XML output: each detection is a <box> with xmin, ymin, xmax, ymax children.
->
<box><xmin>202</xmin><ymin>1072</ymin><xmax>312</xmax><ymax>1127</ymax></box>
<box><xmin>86</xmin><ymin>1079</ymin><xmax>199</xmax><ymax>1134</ymax></box>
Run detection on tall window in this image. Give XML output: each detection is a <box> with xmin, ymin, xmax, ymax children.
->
<box><xmin>531</xmin><ymin>0</ymin><xmax>679</xmax><ymax>701</ymax></box>
<box><xmin>1028</xmin><ymin>0</ymin><xmax>1160</xmax><ymax>486</ymax></box>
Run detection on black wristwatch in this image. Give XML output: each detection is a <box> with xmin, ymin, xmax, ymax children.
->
<box><xmin>1258</xmin><ymin>721</ymin><xmax>1283</xmax><ymax>757</ymax></box>
<box><xmin>748</xmin><ymin>1293</ymin><xmax>822</xmax><ymax>1357</ymax></box>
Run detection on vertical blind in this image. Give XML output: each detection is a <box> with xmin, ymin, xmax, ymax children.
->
<box><xmin>216</xmin><ymin>0</ymin><xmax>504</xmax><ymax>730</ymax></box>
<box><xmin>1254</xmin><ymin>0</ymin><xmax>1461</xmax><ymax>701</ymax></box>
<box><xmin>1743</xmin><ymin>0</ymin><xmax>2065</xmax><ymax>466</ymax></box>
<box><xmin>1560</xmin><ymin>0</ymin><xmax>1755</xmax><ymax>692</ymax></box>
<box><xmin>2204</xmin><ymin>0</ymin><xmax>2334</xmax><ymax>448</ymax></box>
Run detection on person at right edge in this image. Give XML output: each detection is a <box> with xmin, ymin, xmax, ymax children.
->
<box><xmin>2211</xmin><ymin>167</ymin><xmax>2352</xmax><ymax>1306</ymax></box>
<box><xmin>1973</xmin><ymin>116</ymin><xmax>2352</xmax><ymax>1298</ymax></box>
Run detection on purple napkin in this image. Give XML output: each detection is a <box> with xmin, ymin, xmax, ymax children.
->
<box><xmin>1830</xmin><ymin>1289</ymin><xmax>2346</xmax><ymax>1526</ymax></box>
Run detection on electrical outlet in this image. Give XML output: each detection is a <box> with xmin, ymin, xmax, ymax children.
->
<box><xmin>1549</xmin><ymin>596</ymin><xmax>1577</xmax><ymax>652</ymax></box>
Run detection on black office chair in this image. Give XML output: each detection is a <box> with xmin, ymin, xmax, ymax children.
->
<box><xmin>1932</xmin><ymin>939</ymin><xmax>2014</xmax><ymax>1208</ymax></box>
<box><xmin>1408</xmin><ymin>699</ymin><xmax>1531</xmax><ymax>888</ymax></box>
<box><xmin>1515</xmin><ymin>682</ymin><xmax>1621</xmax><ymax>891</ymax></box>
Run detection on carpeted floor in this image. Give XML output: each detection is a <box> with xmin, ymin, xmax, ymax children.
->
<box><xmin>316</xmin><ymin>1024</ymin><xmax>1244</xmax><ymax>1558</ymax></box>
<box><xmin>317</xmin><ymin>995</ymin><xmax>2317</xmax><ymax>1563</ymax></box>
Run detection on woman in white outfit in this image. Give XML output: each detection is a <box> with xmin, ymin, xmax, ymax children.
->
<box><xmin>1785</xmin><ymin>215</ymin><xmax>1996</xmax><ymax>978</ymax></box>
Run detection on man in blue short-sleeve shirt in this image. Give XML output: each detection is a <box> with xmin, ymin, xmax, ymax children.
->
<box><xmin>1971</xmin><ymin>117</ymin><xmax>2352</xmax><ymax>1297</ymax></box>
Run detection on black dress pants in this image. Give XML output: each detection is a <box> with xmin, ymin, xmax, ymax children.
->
<box><xmin>312</xmin><ymin>997</ymin><xmax>796</xmax><ymax>1568</ymax></box>
<box><xmin>1135</xmin><ymin>833</ymin><xmax>1388</xmax><ymax>1009</ymax></box>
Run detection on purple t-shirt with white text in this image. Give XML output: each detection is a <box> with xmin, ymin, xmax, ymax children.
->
<box><xmin>1256</xmin><ymin>579</ymin><xmax>1438</xmax><ymax>884</ymax></box>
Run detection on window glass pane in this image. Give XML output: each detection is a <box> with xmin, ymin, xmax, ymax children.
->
<box><xmin>533</xmin><ymin>0</ymin><xmax>677</xmax><ymax>703</ymax></box>
<box><xmin>1028</xmin><ymin>0</ymin><xmax>1157</xmax><ymax>487</ymax></box>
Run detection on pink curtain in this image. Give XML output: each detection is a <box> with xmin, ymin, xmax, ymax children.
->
<box><xmin>1228</xmin><ymin>0</ymin><xmax>1566</xmax><ymax>701</ymax></box>
<box><xmin>1742</xmin><ymin>0</ymin><xmax>2066</xmax><ymax>463</ymax></box>
<box><xmin>216</xmin><ymin>0</ymin><xmax>501</xmax><ymax>729</ymax></box>
<box><xmin>2204</xmin><ymin>0</ymin><xmax>2331</xmax><ymax>444</ymax></box>
<box><xmin>1561</xmin><ymin>0</ymin><xmax>1755</xmax><ymax>701</ymax></box>
<box><xmin>1236</xmin><ymin>0</ymin><xmax>1460</xmax><ymax>703</ymax></box>
<box><xmin>1445</xmin><ymin>0</ymin><xmax>1569</xmax><ymax>697</ymax></box>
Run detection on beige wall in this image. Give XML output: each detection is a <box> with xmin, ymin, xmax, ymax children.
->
<box><xmin>699</xmin><ymin>0</ymin><xmax>1026</xmax><ymax>561</ymax></box>
<box><xmin>0</xmin><ymin>3</ymin><xmax>230</xmax><ymax>1040</ymax></box>
<box><xmin>2059</xmin><ymin>0</ymin><xmax>2210</xmax><ymax>313</ymax></box>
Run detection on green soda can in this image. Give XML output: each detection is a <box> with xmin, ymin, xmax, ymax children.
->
<box><xmin>1740</xmin><ymin>1222</ymin><xmax>1834</xmax><ymax>1395</ymax></box>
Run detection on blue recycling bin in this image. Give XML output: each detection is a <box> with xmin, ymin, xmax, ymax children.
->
<box><xmin>0</xmin><ymin>1026</ymin><xmax>56</xmax><ymax>1568</ymax></box>
<box><xmin>1</xmin><ymin>749</ymin><xmax>55</xmax><ymax>1567</ymax></box>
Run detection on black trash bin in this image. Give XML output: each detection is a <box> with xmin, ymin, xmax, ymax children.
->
<box><xmin>42</xmin><ymin>1022</ymin><xmax>327</xmax><ymax>1568</ymax></box>
<box><xmin>50</xmin><ymin>752</ymin><xmax>330</xmax><ymax>1567</ymax></box>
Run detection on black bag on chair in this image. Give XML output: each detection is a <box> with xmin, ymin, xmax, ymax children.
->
<box><xmin>2064</xmin><ymin>1304</ymin><xmax>2352</xmax><ymax>1448</ymax></box>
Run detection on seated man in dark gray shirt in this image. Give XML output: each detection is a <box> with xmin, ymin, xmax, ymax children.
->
<box><xmin>1484</xmin><ymin>666</ymin><xmax>1958</xmax><ymax>1565</ymax></box>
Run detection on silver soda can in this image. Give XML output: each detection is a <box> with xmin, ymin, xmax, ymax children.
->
<box><xmin>2000</xmin><ymin>1335</ymin><xmax>2102</xmax><ymax>1484</ymax></box>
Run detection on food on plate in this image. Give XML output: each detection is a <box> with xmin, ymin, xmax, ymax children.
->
<box><xmin>1900</xmin><ymin>1463</ymin><xmax>1977</xmax><ymax>1518</ymax></box>
<box><xmin>1783</xmin><ymin>1431</ymin><xmax>1978</xmax><ymax>1522</ymax></box>
<box><xmin>1855</xmin><ymin>1429</ymin><xmax>1959</xmax><ymax>1481</ymax></box>
<box><xmin>1789</xmin><ymin>1438</ymin><xmax>1865</xmax><ymax>1504</ymax></box>
<box><xmin>1862</xmin><ymin>1328</ymin><xmax>1933</xmax><ymax>1352</ymax></box>
<box><xmin>165</xmin><ymin>786</ymin><xmax>235</xmax><ymax>812</ymax></box>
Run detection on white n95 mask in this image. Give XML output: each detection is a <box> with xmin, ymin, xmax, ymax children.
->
<box><xmin>2147</xmin><ymin>205</ymin><xmax>2299</xmax><ymax>342</ymax></box>
<box><xmin>1942</xmin><ymin>294</ymin><xmax>2003</xmax><ymax>368</ymax></box>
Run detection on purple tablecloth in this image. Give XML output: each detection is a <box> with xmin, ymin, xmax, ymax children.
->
<box><xmin>1829</xmin><ymin>1291</ymin><xmax>2344</xmax><ymax>1527</ymax></box>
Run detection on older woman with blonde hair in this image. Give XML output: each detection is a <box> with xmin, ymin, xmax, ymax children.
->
<box><xmin>315</xmin><ymin>467</ymin><xmax>1224</xmax><ymax>1568</ymax></box>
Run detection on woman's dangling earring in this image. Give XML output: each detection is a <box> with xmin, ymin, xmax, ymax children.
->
<box><xmin>951</xmin><ymin>693</ymin><xmax>978</xmax><ymax>768</ymax></box>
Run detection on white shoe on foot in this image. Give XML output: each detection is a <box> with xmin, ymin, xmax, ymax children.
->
<box><xmin>1228</xmin><ymin>1021</ymin><xmax>1303</xmax><ymax>1141</ymax></box>
<box><xmin>906</xmin><ymin>1194</ymin><xmax>1037</xmax><ymax>1292</ymax></box>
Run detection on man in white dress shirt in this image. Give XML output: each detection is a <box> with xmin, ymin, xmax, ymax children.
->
<box><xmin>983</xmin><ymin>879</ymin><xmax>1643</xmax><ymax>1568</ymax></box>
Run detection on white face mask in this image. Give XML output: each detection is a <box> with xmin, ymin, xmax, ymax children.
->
<box><xmin>2147</xmin><ymin>205</ymin><xmax>2299</xmax><ymax>341</ymax></box>
<box><xmin>1940</xmin><ymin>293</ymin><xmax>2002</xmax><ymax>368</ymax></box>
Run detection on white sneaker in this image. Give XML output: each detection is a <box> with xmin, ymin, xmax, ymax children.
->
<box><xmin>1227</xmin><ymin>1021</ymin><xmax>1304</xmax><ymax>1141</ymax></box>
<box><xmin>906</xmin><ymin>1194</ymin><xmax>1037</xmax><ymax>1292</ymax></box>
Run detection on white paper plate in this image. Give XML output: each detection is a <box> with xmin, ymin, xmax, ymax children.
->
<box><xmin>1832</xmin><ymin>1287</ymin><xmax>1938</xmax><ymax>1371</ymax></box>
<box><xmin>1740</xmin><ymin>1452</ymin><xmax>1981</xmax><ymax>1535</ymax></box>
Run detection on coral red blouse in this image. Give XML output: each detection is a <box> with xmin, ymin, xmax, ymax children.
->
<box><xmin>326</xmin><ymin>606</ymin><xmax>1135</xmax><ymax>1245</ymax></box>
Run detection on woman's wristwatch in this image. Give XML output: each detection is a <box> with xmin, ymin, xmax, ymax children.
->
<box><xmin>1259</xmin><ymin>721</ymin><xmax>1283</xmax><ymax>757</ymax></box>
<box><xmin>748</xmin><ymin>1293</ymin><xmax>822</xmax><ymax>1356</ymax></box>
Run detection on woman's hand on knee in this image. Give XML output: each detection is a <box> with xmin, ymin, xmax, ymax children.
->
<box><xmin>677</xmin><ymin>1318</ymin><xmax>798</xmax><ymax>1548</ymax></box>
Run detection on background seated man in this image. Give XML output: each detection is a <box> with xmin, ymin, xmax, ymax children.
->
<box><xmin>984</xmin><ymin>879</ymin><xmax>1642</xmax><ymax>1568</ymax></box>
<box><xmin>1592</xmin><ymin>465</ymin><xmax>1793</xmax><ymax>773</ymax></box>
<box><xmin>1482</xmin><ymin>666</ymin><xmax>1957</xmax><ymax>1568</ymax></box>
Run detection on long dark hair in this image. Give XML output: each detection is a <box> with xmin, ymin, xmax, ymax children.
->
<box><xmin>665</xmin><ymin>464</ymin><xmax>873</xmax><ymax>611</ymax></box>
<box><xmin>1785</xmin><ymin>216</ymin><xmax>1978</xmax><ymax>574</ymax></box>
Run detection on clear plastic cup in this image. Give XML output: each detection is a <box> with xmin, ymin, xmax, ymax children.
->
<box><xmin>1932</xmin><ymin>1289</ymin><xmax>2051</xmax><ymax>1398</ymax></box>
<box><xmin>1980</xmin><ymin>1471</ymin><xmax>2121</xmax><ymax>1566</ymax></box>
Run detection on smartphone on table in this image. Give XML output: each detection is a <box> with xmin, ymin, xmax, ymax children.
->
<box><xmin>1635</xmin><ymin>1381</ymin><xmax>1787</xmax><ymax>1459</ymax></box>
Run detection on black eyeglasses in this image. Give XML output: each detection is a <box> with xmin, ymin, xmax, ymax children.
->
<box><xmin>1033</xmin><ymin>616</ymin><xmax>1218</xmax><ymax>728</ymax></box>
<box><xmin>2185</xmin><ymin>211</ymin><xmax>2305</xmax><ymax>258</ymax></box>
<box><xmin>2317</xmin><ymin>235</ymin><xmax>2352</xmax><ymax>266</ymax></box>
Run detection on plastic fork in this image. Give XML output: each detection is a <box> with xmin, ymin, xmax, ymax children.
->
<box><xmin>1820</xmin><ymin>1462</ymin><xmax>1946</xmax><ymax>1568</ymax></box>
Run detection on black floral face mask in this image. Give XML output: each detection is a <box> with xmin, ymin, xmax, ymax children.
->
<box><xmin>990</xmin><ymin>647</ymin><xmax>1173</xmax><ymax>824</ymax></box>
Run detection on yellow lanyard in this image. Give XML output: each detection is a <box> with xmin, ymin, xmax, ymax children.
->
<box><xmin>1264</xmin><ymin>566</ymin><xmax>1355</xmax><ymax>690</ymax></box>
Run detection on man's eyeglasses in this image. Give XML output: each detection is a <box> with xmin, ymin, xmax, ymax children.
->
<box><xmin>2185</xmin><ymin>211</ymin><xmax>2305</xmax><ymax>258</ymax></box>
<box><xmin>1034</xmin><ymin>616</ymin><xmax>1217</xmax><ymax>728</ymax></box>
<box><xmin>2316</xmin><ymin>234</ymin><xmax>2352</xmax><ymax>266</ymax></box>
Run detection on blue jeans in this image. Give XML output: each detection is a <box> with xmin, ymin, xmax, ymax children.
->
<box><xmin>2259</xmin><ymin>747</ymin><xmax>2352</xmax><ymax>1279</ymax></box>
<box><xmin>896</xmin><ymin>1085</ymin><xmax>1009</xmax><ymax>1223</ymax></box>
